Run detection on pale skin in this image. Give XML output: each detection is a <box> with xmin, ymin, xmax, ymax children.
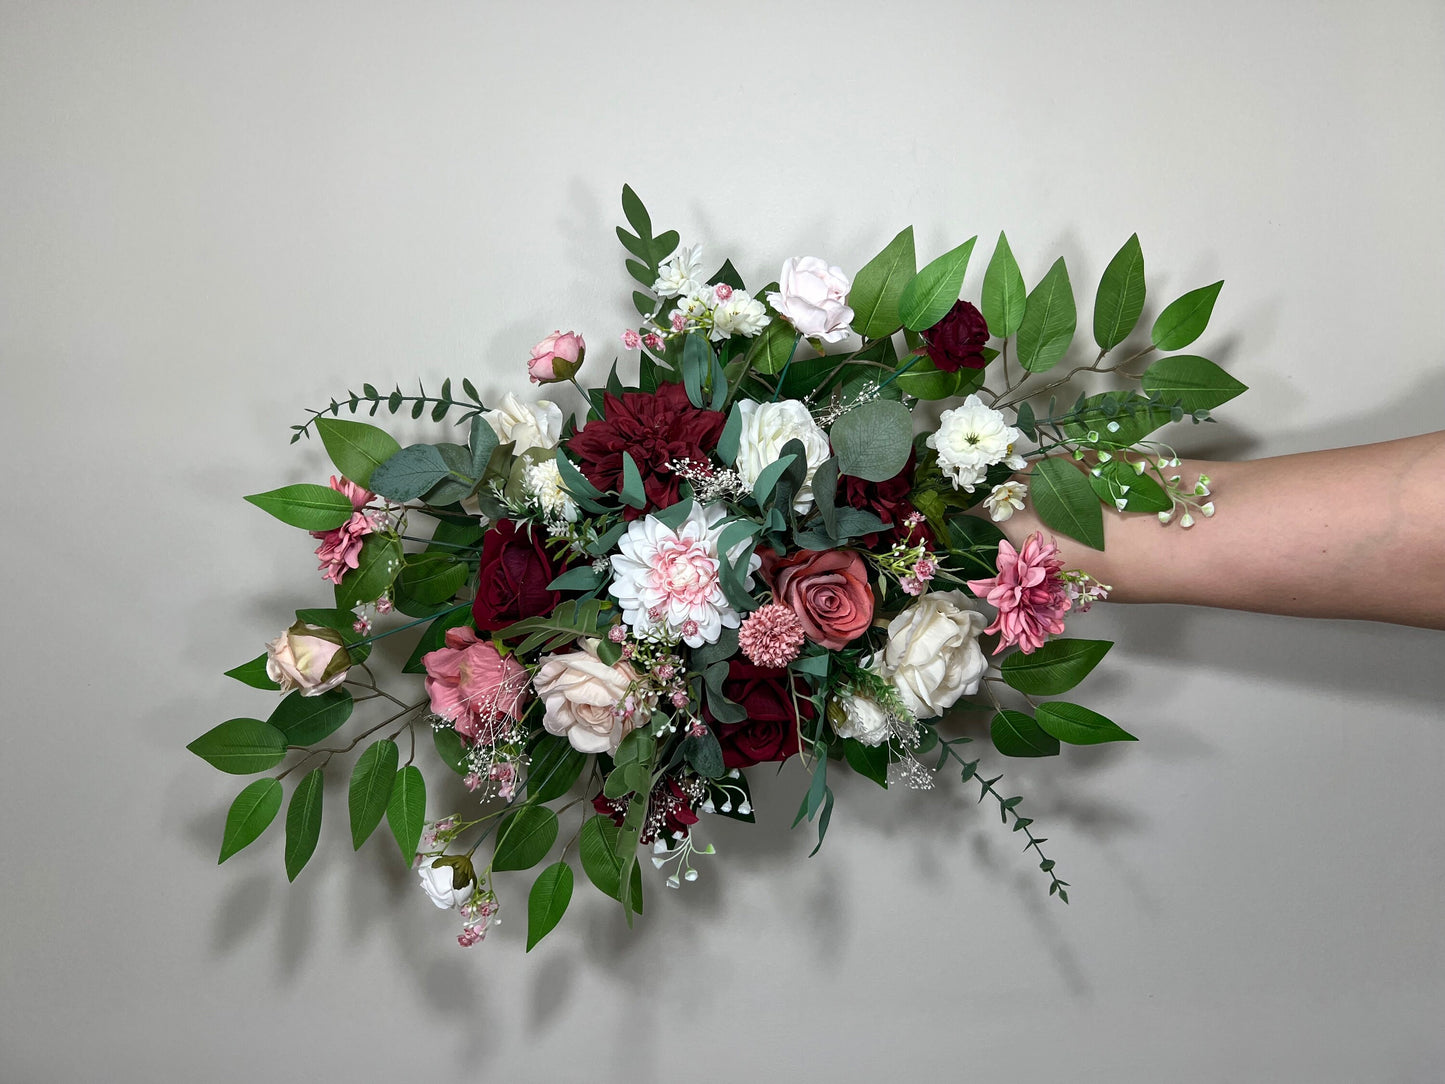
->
<box><xmin>987</xmin><ymin>431</ymin><xmax>1445</xmax><ymax>630</ymax></box>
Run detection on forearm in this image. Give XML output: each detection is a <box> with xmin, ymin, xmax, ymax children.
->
<box><xmin>989</xmin><ymin>432</ymin><xmax>1445</xmax><ymax>629</ymax></box>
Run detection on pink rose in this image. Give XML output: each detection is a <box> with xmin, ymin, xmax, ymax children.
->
<box><xmin>766</xmin><ymin>257</ymin><xmax>854</xmax><ymax>343</ymax></box>
<box><xmin>422</xmin><ymin>626</ymin><xmax>530</xmax><ymax>744</ymax></box>
<box><xmin>527</xmin><ymin>330</ymin><xmax>586</xmax><ymax>384</ymax></box>
<box><xmin>266</xmin><ymin>621</ymin><xmax>352</xmax><ymax>697</ymax></box>
<box><xmin>759</xmin><ymin>548</ymin><xmax>875</xmax><ymax>651</ymax></box>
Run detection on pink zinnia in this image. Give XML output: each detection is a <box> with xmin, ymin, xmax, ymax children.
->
<box><xmin>421</xmin><ymin>626</ymin><xmax>530</xmax><ymax>744</ymax></box>
<box><xmin>311</xmin><ymin>476</ymin><xmax>377</xmax><ymax>585</ymax></box>
<box><xmin>965</xmin><ymin>532</ymin><xmax>1072</xmax><ymax>655</ymax></box>
<box><xmin>737</xmin><ymin>603</ymin><xmax>807</xmax><ymax>669</ymax></box>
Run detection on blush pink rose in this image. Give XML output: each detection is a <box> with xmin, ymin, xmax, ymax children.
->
<box><xmin>758</xmin><ymin>548</ymin><xmax>874</xmax><ymax>651</ymax></box>
<box><xmin>527</xmin><ymin>330</ymin><xmax>586</xmax><ymax>384</ymax></box>
<box><xmin>422</xmin><ymin>626</ymin><xmax>530</xmax><ymax>744</ymax></box>
<box><xmin>266</xmin><ymin>621</ymin><xmax>352</xmax><ymax>696</ymax></box>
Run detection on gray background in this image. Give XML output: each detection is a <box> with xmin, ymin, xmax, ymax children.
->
<box><xmin>2</xmin><ymin>2</ymin><xmax>1442</xmax><ymax>1081</ymax></box>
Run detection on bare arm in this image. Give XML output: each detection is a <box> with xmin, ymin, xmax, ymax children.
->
<box><xmin>989</xmin><ymin>431</ymin><xmax>1445</xmax><ymax>629</ymax></box>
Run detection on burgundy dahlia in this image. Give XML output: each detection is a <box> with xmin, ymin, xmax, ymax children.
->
<box><xmin>921</xmin><ymin>299</ymin><xmax>990</xmax><ymax>372</ymax></box>
<box><xmin>566</xmin><ymin>383</ymin><xmax>726</xmax><ymax>519</ymax></box>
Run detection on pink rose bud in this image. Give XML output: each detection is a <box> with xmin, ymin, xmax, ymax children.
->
<box><xmin>527</xmin><ymin>330</ymin><xmax>586</xmax><ymax>384</ymax></box>
<box><xmin>621</xmin><ymin>329</ymin><xmax>642</xmax><ymax>350</ymax></box>
<box><xmin>265</xmin><ymin>621</ymin><xmax>352</xmax><ymax>696</ymax></box>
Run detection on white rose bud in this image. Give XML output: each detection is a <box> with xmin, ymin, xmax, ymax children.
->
<box><xmin>828</xmin><ymin>693</ymin><xmax>893</xmax><ymax>746</ymax></box>
<box><xmin>417</xmin><ymin>858</ymin><xmax>473</xmax><ymax>910</ymax></box>
<box><xmin>265</xmin><ymin>621</ymin><xmax>351</xmax><ymax>697</ymax></box>
<box><xmin>733</xmin><ymin>399</ymin><xmax>832</xmax><ymax>513</ymax></box>
<box><xmin>880</xmin><ymin>591</ymin><xmax>989</xmax><ymax>719</ymax></box>
<box><xmin>766</xmin><ymin>257</ymin><xmax>855</xmax><ymax>343</ymax></box>
<box><xmin>482</xmin><ymin>392</ymin><xmax>564</xmax><ymax>455</ymax></box>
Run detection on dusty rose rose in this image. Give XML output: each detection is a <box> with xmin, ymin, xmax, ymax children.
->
<box><xmin>421</xmin><ymin>626</ymin><xmax>530</xmax><ymax>743</ymax></box>
<box><xmin>758</xmin><ymin>548</ymin><xmax>874</xmax><ymax>651</ymax></box>
<box><xmin>266</xmin><ymin>621</ymin><xmax>352</xmax><ymax>697</ymax></box>
<box><xmin>527</xmin><ymin>330</ymin><xmax>586</xmax><ymax>384</ymax></box>
<box><xmin>533</xmin><ymin>639</ymin><xmax>643</xmax><ymax>754</ymax></box>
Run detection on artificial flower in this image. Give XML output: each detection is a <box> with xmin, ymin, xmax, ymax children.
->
<box><xmin>310</xmin><ymin>475</ymin><xmax>377</xmax><ymax>585</ymax></box>
<box><xmin>533</xmin><ymin>639</ymin><xmax>643</xmax><ymax>754</ymax></box>
<box><xmin>920</xmin><ymin>299</ymin><xmax>990</xmax><ymax>371</ymax></box>
<box><xmin>703</xmin><ymin>661</ymin><xmax>811</xmax><ymax>769</ymax></box>
<box><xmin>708</xmin><ymin>289</ymin><xmax>769</xmax><ymax>340</ymax></box>
<box><xmin>482</xmin><ymin>392</ymin><xmax>564</xmax><ymax>454</ymax></box>
<box><xmin>527</xmin><ymin>330</ymin><xmax>585</xmax><ymax>384</ymax></box>
<box><xmin>983</xmin><ymin>480</ymin><xmax>1028</xmax><ymax>522</ymax></box>
<box><xmin>965</xmin><ymin>532</ymin><xmax>1071</xmax><ymax>654</ymax></box>
<box><xmin>758</xmin><ymin>547</ymin><xmax>874</xmax><ymax>651</ymax></box>
<box><xmin>733</xmin><ymin>398</ymin><xmax>831</xmax><ymax>513</ymax></box>
<box><xmin>417</xmin><ymin>860</ymin><xmax>472</xmax><ymax>910</ymax></box>
<box><xmin>927</xmin><ymin>394</ymin><xmax>1027</xmax><ymax>492</ymax></box>
<box><xmin>828</xmin><ymin>691</ymin><xmax>893</xmax><ymax>746</ymax></box>
<box><xmin>265</xmin><ymin>621</ymin><xmax>351</xmax><ymax>697</ymax></box>
<box><xmin>421</xmin><ymin>626</ymin><xmax>530</xmax><ymax>744</ymax></box>
<box><xmin>880</xmin><ymin>591</ymin><xmax>989</xmax><ymax>718</ymax></box>
<box><xmin>652</xmin><ymin>243</ymin><xmax>707</xmax><ymax>299</ymax></box>
<box><xmin>471</xmin><ymin>519</ymin><xmax>567</xmax><ymax>631</ymax></box>
<box><xmin>766</xmin><ymin>256</ymin><xmax>854</xmax><ymax>342</ymax></box>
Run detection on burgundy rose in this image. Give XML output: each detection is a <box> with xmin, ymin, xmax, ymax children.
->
<box><xmin>566</xmin><ymin>383</ymin><xmax>727</xmax><ymax>519</ymax></box>
<box><xmin>838</xmin><ymin>450</ymin><xmax>935</xmax><ymax>548</ymax></box>
<box><xmin>592</xmin><ymin>775</ymin><xmax>701</xmax><ymax>845</ymax></box>
<box><xmin>703</xmin><ymin>661</ymin><xmax>813</xmax><ymax>769</ymax></box>
<box><xmin>471</xmin><ymin>519</ymin><xmax>565</xmax><ymax>631</ymax></box>
<box><xmin>758</xmin><ymin>548</ymin><xmax>874</xmax><ymax>651</ymax></box>
<box><xmin>921</xmin><ymin>299</ymin><xmax>990</xmax><ymax>372</ymax></box>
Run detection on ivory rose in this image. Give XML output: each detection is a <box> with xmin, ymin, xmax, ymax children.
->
<box><xmin>734</xmin><ymin>399</ymin><xmax>831</xmax><ymax>513</ymax></box>
<box><xmin>482</xmin><ymin>393</ymin><xmax>564</xmax><ymax>454</ymax></box>
<box><xmin>527</xmin><ymin>330</ymin><xmax>585</xmax><ymax>384</ymax></box>
<box><xmin>880</xmin><ymin>591</ymin><xmax>988</xmax><ymax>718</ymax></box>
<box><xmin>760</xmin><ymin>547</ymin><xmax>874</xmax><ymax>651</ymax></box>
<box><xmin>265</xmin><ymin>621</ymin><xmax>351</xmax><ymax>697</ymax></box>
<box><xmin>766</xmin><ymin>257</ymin><xmax>854</xmax><ymax>343</ymax></box>
<box><xmin>828</xmin><ymin>692</ymin><xmax>892</xmax><ymax>746</ymax></box>
<box><xmin>534</xmin><ymin>639</ymin><xmax>644</xmax><ymax>754</ymax></box>
<box><xmin>417</xmin><ymin>859</ymin><xmax>472</xmax><ymax>910</ymax></box>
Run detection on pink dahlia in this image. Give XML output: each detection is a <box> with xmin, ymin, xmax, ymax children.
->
<box><xmin>421</xmin><ymin>626</ymin><xmax>530</xmax><ymax>744</ymax></box>
<box><xmin>737</xmin><ymin>603</ymin><xmax>806</xmax><ymax>668</ymax></box>
<box><xmin>964</xmin><ymin>532</ymin><xmax>1072</xmax><ymax>655</ymax></box>
<box><xmin>311</xmin><ymin>476</ymin><xmax>377</xmax><ymax>585</ymax></box>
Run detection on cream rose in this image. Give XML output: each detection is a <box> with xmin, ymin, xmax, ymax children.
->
<box><xmin>829</xmin><ymin>692</ymin><xmax>893</xmax><ymax>746</ymax></box>
<box><xmin>265</xmin><ymin>621</ymin><xmax>351</xmax><ymax>697</ymax></box>
<box><xmin>417</xmin><ymin>859</ymin><xmax>472</xmax><ymax>910</ymax></box>
<box><xmin>880</xmin><ymin>591</ymin><xmax>988</xmax><ymax>719</ymax></box>
<box><xmin>766</xmin><ymin>256</ymin><xmax>854</xmax><ymax>343</ymax></box>
<box><xmin>482</xmin><ymin>392</ymin><xmax>564</xmax><ymax>455</ymax></box>
<box><xmin>533</xmin><ymin>639</ymin><xmax>643</xmax><ymax>754</ymax></box>
<box><xmin>733</xmin><ymin>399</ymin><xmax>831</xmax><ymax>513</ymax></box>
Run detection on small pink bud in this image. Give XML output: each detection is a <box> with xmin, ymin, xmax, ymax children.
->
<box><xmin>621</xmin><ymin>329</ymin><xmax>642</xmax><ymax>350</ymax></box>
<box><xmin>463</xmin><ymin>772</ymin><xmax>482</xmax><ymax>792</ymax></box>
<box><xmin>713</xmin><ymin>283</ymin><xmax>734</xmax><ymax>301</ymax></box>
<box><xmin>643</xmin><ymin>332</ymin><xmax>663</xmax><ymax>351</ymax></box>
<box><xmin>374</xmin><ymin>596</ymin><xmax>394</xmax><ymax>615</ymax></box>
<box><xmin>608</xmin><ymin>625</ymin><xmax>628</xmax><ymax>643</ymax></box>
<box><xmin>670</xmin><ymin>313</ymin><xmax>686</xmax><ymax>332</ymax></box>
<box><xmin>671</xmin><ymin>690</ymin><xmax>690</xmax><ymax>709</ymax></box>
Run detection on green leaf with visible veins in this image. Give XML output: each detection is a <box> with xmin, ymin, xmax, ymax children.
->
<box><xmin>850</xmin><ymin>227</ymin><xmax>916</xmax><ymax>339</ymax></box>
<box><xmin>219</xmin><ymin>778</ymin><xmax>282</xmax><ymax>863</ymax></box>
<box><xmin>285</xmin><ymin>769</ymin><xmax>324</xmax><ymax>881</ymax></box>
<box><xmin>348</xmin><ymin>739</ymin><xmax>398</xmax><ymax>849</ymax></box>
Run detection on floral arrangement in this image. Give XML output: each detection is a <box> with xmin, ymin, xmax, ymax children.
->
<box><xmin>190</xmin><ymin>186</ymin><xmax>1244</xmax><ymax>949</ymax></box>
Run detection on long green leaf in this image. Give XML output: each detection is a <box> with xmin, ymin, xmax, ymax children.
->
<box><xmin>1140</xmin><ymin>355</ymin><xmax>1247</xmax><ymax>412</ymax></box>
<box><xmin>990</xmin><ymin>711</ymin><xmax>1060</xmax><ymax>758</ymax></box>
<box><xmin>1029</xmin><ymin>458</ymin><xmax>1104</xmax><ymax>550</ymax></box>
<box><xmin>1035</xmin><ymin>702</ymin><xmax>1137</xmax><ymax>745</ymax></box>
<box><xmin>243</xmin><ymin>484</ymin><xmax>353</xmax><ymax>531</ymax></box>
<box><xmin>348</xmin><ymin>739</ymin><xmax>399</xmax><ymax>849</ymax></box>
<box><xmin>492</xmin><ymin>806</ymin><xmax>559</xmax><ymax>872</ymax></box>
<box><xmin>188</xmin><ymin>719</ymin><xmax>288</xmax><ymax>775</ymax></box>
<box><xmin>1001</xmin><ymin>638</ymin><xmax>1112</xmax><ymax>695</ymax></box>
<box><xmin>333</xmin><ymin>533</ymin><xmax>403</xmax><ymax>610</ymax></box>
<box><xmin>526</xmin><ymin>861</ymin><xmax>574</xmax><ymax>951</ymax></box>
<box><xmin>851</xmin><ymin>226</ymin><xmax>916</xmax><ymax>339</ymax></box>
<box><xmin>1016</xmin><ymin>257</ymin><xmax>1076</xmax><ymax>373</ymax></box>
<box><xmin>219</xmin><ymin>778</ymin><xmax>282</xmax><ymax>863</ymax></box>
<box><xmin>981</xmin><ymin>231</ymin><xmax>1027</xmax><ymax>338</ymax></box>
<box><xmin>224</xmin><ymin>654</ymin><xmax>279</xmax><ymax>690</ymax></box>
<box><xmin>1151</xmin><ymin>281</ymin><xmax>1223</xmax><ymax>351</ymax></box>
<box><xmin>899</xmin><ymin>236</ymin><xmax>977</xmax><ymax>332</ymax></box>
<box><xmin>284</xmin><ymin>769</ymin><xmax>324</xmax><ymax>880</ymax></box>
<box><xmin>386</xmin><ymin>765</ymin><xmax>426</xmax><ymax>864</ymax></box>
<box><xmin>316</xmin><ymin>417</ymin><xmax>401</xmax><ymax>487</ymax></box>
<box><xmin>268</xmin><ymin>688</ymin><xmax>353</xmax><ymax>746</ymax></box>
<box><xmin>1093</xmin><ymin>234</ymin><xmax>1146</xmax><ymax>351</ymax></box>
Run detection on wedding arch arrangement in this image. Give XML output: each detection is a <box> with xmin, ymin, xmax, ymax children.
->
<box><xmin>190</xmin><ymin>186</ymin><xmax>1243</xmax><ymax>949</ymax></box>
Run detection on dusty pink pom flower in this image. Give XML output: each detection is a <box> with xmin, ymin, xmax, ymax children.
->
<box><xmin>311</xmin><ymin>476</ymin><xmax>378</xmax><ymax>585</ymax></box>
<box><xmin>607</xmin><ymin>624</ymin><xmax>628</xmax><ymax>643</ymax></box>
<box><xmin>965</xmin><ymin>532</ymin><xmax>1072</xmax><ymax>655</ymax></box>
<box><xmin>621</xmin><ymin>328</ymin><xmax>642</xmax><ymax>350</ymax></box>
<box><xmin>714</xmin><ymin>283</ymin><xmax>734</xmax><ymax>301</ymax></box>
<box><xmin>670</xmin><ymin>689</ymin><xmax>690</xmax><ymax>709</ymax></box>
<box><xmin>737</xmin><ymin>603</ymin><xmax>807</xmax><ymax>668</ymax></box>
<box><xmin>422</xmin><ymin>626</ymin><xmax>530</xmax><ymax>744</ymax></box>
<box><xmin>912</xmin><ymin>556</ymin><xmax>937</xmax><ymax>582</ymax></box>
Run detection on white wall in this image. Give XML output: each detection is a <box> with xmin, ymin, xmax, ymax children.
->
<box><xmin>2</xmin><ymin>2</ymin><xmax>1442</xmax><ymax>1080</ymax></box>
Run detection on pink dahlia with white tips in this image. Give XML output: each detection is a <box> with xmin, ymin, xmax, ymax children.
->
<box><xmin>608</xmin><ymin>502</ymin><xmax>759</xmax><ymax>648</ymax></box>
<box><xmin>965</xmin><ymin>532</ymin><xmax>1072</xmax><ymax>655</ymax></box>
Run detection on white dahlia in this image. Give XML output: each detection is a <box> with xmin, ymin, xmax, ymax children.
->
<box><xmin>926</xmin><ymin>394</ymin><xmax>1027</xmax><ymax>492</ymax></box>
<box><xmin>608</xmin><ymin>502</ymin><xmax>759</xmax><ymax>648</ymax></box>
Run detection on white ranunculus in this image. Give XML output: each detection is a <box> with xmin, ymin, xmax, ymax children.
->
<box><xmin>418</xmin><ymin>859</ymin><xmax>471</xmax><ymax>910</ymax></box>
<box><xmin>766</xmin><ymin>257</ymin><xmax>854</xmax><ymax>343</ymax></box>
<box><xmin>831</xmin><ymin>693</ymin><xmax>893</xmax><ymax>746</ymax></box>
<box><xmin>733</xmin><ymin>399</ymin><xmax>832</xmax><ymax>513</ymax></box>
<box><xmin>653</xmin><ymin>243</ymin><xmax>707</xmax><ymax>299</ymax></box>
<box><xmin>709</xmin><ymin>290</ymin><xmax>769</xmax><ymax>340</ymax></box>
<box><xmin>880</xmin><ymin>591</ymin><xmax>989</xmax><ymax>719</ymax></box>
<box><xmin>533</xmin><ymin>639</ymin><xmax>643</xmax><ymax>754</ymax></box>
<box><xmin>482</xmin><ymin>393</ymin><xmax>563</xmax><ymax>455</ymax></box>
<box><xmin>926</xmin><ymin>394</ymin><xmax>1027</xmax><ymax>493</ymax></box>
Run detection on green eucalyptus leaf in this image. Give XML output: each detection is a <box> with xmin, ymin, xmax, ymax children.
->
<box><xmin>831</xmin><ymin>399</ymin><xmax>914</xmax><ymax>482</ymax></box>
<box><xmin>369</xmin><ymin>444</ymin><xmax>451</xmax><ymax>502</ymax></box>
<box><xmin>219</xmin><ymin>778</ymin><xmax>283</xmax><ymax>863</ymax></box>
<box><xmin>620</xmin><ymin>452</ymin><xmax>647</xmax><ymax>509</ymax></box>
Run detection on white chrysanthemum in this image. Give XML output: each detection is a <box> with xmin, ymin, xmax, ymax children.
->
<box><xmin>926</xmin><ymin>394</ymin><xmax>1027</xmax><ymax>492</ymax></box>
<box><xmin>671</xmin><ymin>286</ymin><xmax>715</xmax><ymax>326</ymax></box>
<box><xmin>709</xmin><ymin>290</ymin><xmax>769</xmax><ymax>340</ymax></box>
<box><xmin>608</xmin><ymin>502</ymin><xmax>759</xmax><ymax>648</ymax></box>
<box><xmin>983</xmin><ymin>480</ymin><xmax>1028</xmax><ymax>522</ymax></box>
<box><xmin>734</xmin><ymin>399</ymin><xmax>832</xmax><ymax>513</ymax></box>
<box><xmin>522</xmin><ymin>458</ymin><xmax>578</xmax><ymax>523</ymax></box>
<box><xmin>653</xmin><ymin>244</ymin><xmax>707</xmax><ymax>299</ymax></box>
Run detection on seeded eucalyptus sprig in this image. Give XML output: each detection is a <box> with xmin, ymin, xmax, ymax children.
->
<box><xmin>290</xmin><ymin>378</ymin><xmax>487</xmax><ymax>443</ymax></box>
